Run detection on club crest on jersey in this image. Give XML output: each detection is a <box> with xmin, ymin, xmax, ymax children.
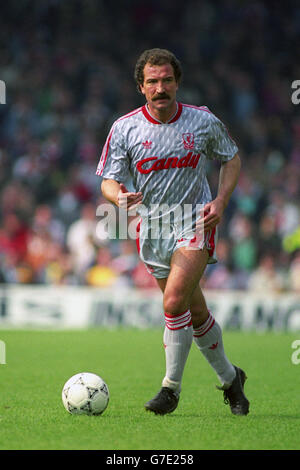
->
<box><xmin>142</xmin><ymin>140</ymin><xmax>152</xmax><ymax>149</ymax></box>
<box><xmin>182</xmin><ymin>133</ymin><xmax>195</xmax><ymax>150</ymax></box>
<box><xmin>136</xmin><ymin>151</ymin><xmax>201</xmax><ymax>174</ymax></box>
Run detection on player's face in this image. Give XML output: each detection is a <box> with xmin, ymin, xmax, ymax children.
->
<box><xmin>140</xmin><ymin>62</ymin><xmax>178</xmax><ymax>121</ymax></box>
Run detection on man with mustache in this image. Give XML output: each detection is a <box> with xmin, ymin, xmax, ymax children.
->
<box><xmin>97</xmin><ymin>48</ymin><xmax>249</xmax><ymax>416</ymax></box>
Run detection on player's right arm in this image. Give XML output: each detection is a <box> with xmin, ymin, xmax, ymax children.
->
<box><xmin>101</xmin><ymin>179</ymin><xmax>143</xmax><ymax>211</ymax></box>
<box><xmin>97</xmin><ymin>120</ymin><xmax>143</xmax><ymax>211</ymax></box>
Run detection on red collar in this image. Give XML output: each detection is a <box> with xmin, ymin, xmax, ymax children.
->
<box><xmin>142</xmin><ymin>102</ymin><xmax>183</xmax><ymax>124</ymax></box>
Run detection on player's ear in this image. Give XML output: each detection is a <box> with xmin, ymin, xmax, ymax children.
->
<box><xmin>139</xmin><ymin>83</ymin><xmax>145</xmax><ymax>95</ymax></box>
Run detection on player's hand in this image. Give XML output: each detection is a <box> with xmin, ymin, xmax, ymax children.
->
<box><xmin>117</xmin><ymin>183</ymin><xmax>143</xmax><ymax>211</ymax></box>
<box><xmin>196</xmin><ymin>197</ymin><xmax>226</xmax><ymax>232</ymax></box>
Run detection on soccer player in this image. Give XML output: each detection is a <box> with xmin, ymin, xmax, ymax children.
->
<box><xmin>97</xmin><ymin>48</ymin><xmax>249</xmax><ymax>416</ymax></box>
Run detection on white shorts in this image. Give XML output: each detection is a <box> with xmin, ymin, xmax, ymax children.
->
<box><xmin>136</xmin><ymin>218</ymin><xmax>217</xmax><ymax>279</ymax></box>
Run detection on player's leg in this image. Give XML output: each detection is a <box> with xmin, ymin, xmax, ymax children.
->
<box><xmin>190</xmin><ymin>285</ymin><xmax>249</xmax><ymax>414</ymax></box>
<box><xmin>156</xmin><ymin>273</ymin><xmax>235</xmax><ymax>391</ymax></box>
<box><xmin>189</xmin><ymin>285</ymin><xmax>236</xmax><ymax>387</ymax></box>
<box><xmin>162</xmin><ymin>246</ymin><xmax>210</xmax><ymax>391</ymax></box>
<box><xmin>152</xmin><ymin>262</ymin><xmax>249</xmax><ymax>415</ymax></box>
<box><xmin>144</xmin><ymin>247</ymin><xmax>209</xmax><ymax>414</ymax></box>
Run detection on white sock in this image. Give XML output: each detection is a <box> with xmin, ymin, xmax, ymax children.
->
<box><xmin>162</xmin><ymin>310</ymin><xmax>193</xmax><ymax>394</ymax></box>
<box><xmin>193</xmin><ymin>312</ymin><xmax>236</xmax><ymax>388</ymax></box>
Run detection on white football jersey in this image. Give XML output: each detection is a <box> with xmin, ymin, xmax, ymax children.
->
<box><xmin>96</xmin><ymin>102</ymin><xmax>238</xmax><ymax>222</ymax></box>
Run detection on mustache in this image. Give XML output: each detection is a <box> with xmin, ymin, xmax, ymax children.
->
<box><xmin>152</xmin><ymin>93</ymin><xmax>170</xmax><ymax>101</ymax></box>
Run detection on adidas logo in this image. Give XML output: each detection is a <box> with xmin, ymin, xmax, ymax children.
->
<box><xmin>142</xmin><ymin>140</ymin><xmax>152</xmax><ymax>149</ymax></box>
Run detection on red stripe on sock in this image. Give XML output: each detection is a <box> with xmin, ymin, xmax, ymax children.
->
<box><xmin>193</xmin><ymin>314</ymin><xmax>215</xmax><ymax>337</ymax></box>
<box><xmin>165</xmin><ymin>310</ymin><xmax>192</xmax><ymax>330</ymax></box>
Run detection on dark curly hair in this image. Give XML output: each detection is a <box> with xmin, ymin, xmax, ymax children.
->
<box><xmin>134</xmin><ymin>48</ymin><xmax>182</xmax><ymax>93</ymax></box>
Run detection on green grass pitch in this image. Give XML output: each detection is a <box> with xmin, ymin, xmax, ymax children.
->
<box><xmin>0</xmin><ymin>328</ymin><xmax>299</xmax><ymax>450</ymax></box>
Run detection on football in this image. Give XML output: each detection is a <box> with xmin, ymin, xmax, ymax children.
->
<box><xmin>62</xmin><ymin>372</ymin><xmax>109</xmax><ymax>416</ymax></box>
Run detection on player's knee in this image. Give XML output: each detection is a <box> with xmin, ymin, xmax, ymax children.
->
<box><xmin>163</xmin><ymin>292</ymin><xmax>188</xmax><ymax>317</ymax></box>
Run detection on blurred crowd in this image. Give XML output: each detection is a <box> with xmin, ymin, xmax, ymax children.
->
<box><xmin>0</xmin><ymin>0</ymin><xmax>300</xmax><ymax>292</ymax></box>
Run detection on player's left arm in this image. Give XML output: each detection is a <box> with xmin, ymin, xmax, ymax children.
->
<box><xmin>202</xmin><ymin>152</ymin><xmax>241</xmax><ymax>231</ymax></box>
